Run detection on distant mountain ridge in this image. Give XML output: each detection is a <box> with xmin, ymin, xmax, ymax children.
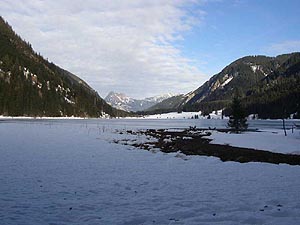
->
<box><xmin>1</xmin><ymin>16</ymin><xmax>299</xmax><ymax>119</ymax></box>
<box><xmin>105</xmin><ymin>91</ymin><xmax>178</xmax><ymax>112</ymax></box>
<box><xmin>0</xmin><ymin>17</ymin><xmax>128</xmax><ymax>117</ymax></box>
<box><xmin>148</xmin><ymin>53</ymin><xmax>300</xmax><ymax>118</ymax></box>
<box><xmin>183</xmin><ymin>54</ymin><xmax>291</xmax><ymax>108</ymax></box>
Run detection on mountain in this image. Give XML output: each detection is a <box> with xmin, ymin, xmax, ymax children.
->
<box><xmin>0</xmin><ymin>17</ymin><xmax>128</xmax><ymax>117</ymax></box>
<box><xmin>243</xmin><ymin>53</ymin><xmax>300</xmax><ymax>118</ymax></box>
<box><xmin>144</xmin><ymin>94</ymin><xmax>186</xmax><ymax>113</ymax></box>
<box><xmin>148</xmin><ymin>53</ymin><xmax>300</xmax><ymax>118</ymax></box>
<box><xmin>182</xmin><ymin>54</ymin><xmax>290</xmax><ymax>111</ymax></box>
<box><xmin>105</xmin><ymin>91</ymin><xmax>177</xmax><ymax>112</ymax></box>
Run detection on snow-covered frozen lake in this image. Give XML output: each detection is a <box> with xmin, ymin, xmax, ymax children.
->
<box><xmin>1</xmin><ymin>117</ymin><xmax>298</xmax><ymax>130</ymax></box>
<box><xmin>0</xmin><ymin>119</ymin><xmax>300</xmax><ymax>224</ymax></box>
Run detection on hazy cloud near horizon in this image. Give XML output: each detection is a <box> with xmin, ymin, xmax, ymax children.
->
<box><xmin>0</xmin><ymin>0</ymin><xmax>208</xmax><ymax>98</ymax></box>
<box><xmin>266</xmin><ymin>41</ymin><xmax>300</xmax><ymax>56</ymax></box>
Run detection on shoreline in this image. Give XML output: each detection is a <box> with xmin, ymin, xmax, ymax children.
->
<box><xmin>1</xmin><ymin>115</ymin><xmax>300</xmax><ymax>122</ymax></box>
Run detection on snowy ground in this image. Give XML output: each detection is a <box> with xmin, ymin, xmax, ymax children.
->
<box><xmin>210</xmin><ymin>129</ymin><xmax>300</xmax><ymax>155</ymax></box>
<box><xmin>140</xmin><ymin>110</ymin><xmax>226</xmax><ymax>119</ymax></box>
<box><xmin>0</xmin><ymin>119</ymin><xmax>300</xmax><ymax>225</ymax></box>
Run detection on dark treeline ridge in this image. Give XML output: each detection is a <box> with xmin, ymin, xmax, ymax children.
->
<box><xmin>145</xmin><ymin>53</ymin><xmax>300</xmax><ymax>119</ymax></box>
<box><xmin>0</xmin><ymin>17</ymin><xmax>129</xmax><ymax>117</ymax></box>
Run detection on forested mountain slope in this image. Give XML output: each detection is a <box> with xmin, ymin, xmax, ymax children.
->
<box><xmin>148</xmin><ymin>53</ymin><xmax>300</xmax><ymax>118</ymax></box>
<box><xmin>0</xmin><ymin>17</ymin><xmax>128</xmax><ymax>117</ymax></box>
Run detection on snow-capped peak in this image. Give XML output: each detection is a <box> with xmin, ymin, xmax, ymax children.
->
<box><xmin>145</xmin><ymin>93</ymin><xmax>177</xmax><ymax>102</ymax></box>
<box><xmin>105</xmin><ymin>92</ymin><xmax>178</xmax><ymax>112</ymax></box>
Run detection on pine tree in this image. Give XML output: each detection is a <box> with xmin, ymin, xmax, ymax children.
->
<box><xmin>228</xmin><ymin>93</ymin><xmax>248</xmax><ymax>133</ymax></box>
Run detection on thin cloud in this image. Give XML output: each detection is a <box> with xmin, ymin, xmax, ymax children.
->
<box><xmin>0</xmin><ymin>0</ymin><xmax>208</xmax><ymax>98</ymax></box>
<box><xmin>266</xmin><ymin>40</ymin><xmax>300</xmax><ymax>55</ymax></box>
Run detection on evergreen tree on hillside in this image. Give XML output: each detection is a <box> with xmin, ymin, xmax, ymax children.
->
<box><xmin>228</xmin><ymin>93</ymin><xmax>248</xmax><ymax>133</ymax></box>
<box><xmin>0</xmin><ymin>16</ymin><xmax>130</xmax><ymax>117</ymax></box>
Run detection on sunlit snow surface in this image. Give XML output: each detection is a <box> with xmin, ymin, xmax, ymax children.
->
<box><xmin>0</xmin><ymin>119</ymin><xmax>300</xmax><ymax>225</ymax></box>
<box><xmin>210</xmin><ymin>129</ymin><xmax>300</xmax><ymax>155</ymax></box>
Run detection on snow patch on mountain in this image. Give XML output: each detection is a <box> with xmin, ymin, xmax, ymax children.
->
<box><xmin>221</xmin><ymin>75</ymin><xmax>233</xmax><ymax>87</ymax></box>
<box><xmin>250</xmin><ymin>65</ymin><xmax>260</xmax><ymax>73</ymax></box>
<box><xmin>183</xmin><ymin>91</ymin><xmax>196</xmax><ymax>104</ymax></box>
<box><xmin>248</xmin><ymin>63</ymin><xmax>268</xmax><ymax>76</ymax></box>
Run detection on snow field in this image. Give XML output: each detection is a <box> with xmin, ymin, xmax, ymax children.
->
<box><xmin>210</xmin><ymin>129</ymin><xmax>300</xmax><ymax>155</ymax></box>
<box><xmin>0</xmin><ymin>120</ymin><xmax>300</xmax><ymax>225</ymax></box>
<box><xmin>140</xmin><ymin>111</ymin><xmax>227</xmax><ymax>120</ymax></box>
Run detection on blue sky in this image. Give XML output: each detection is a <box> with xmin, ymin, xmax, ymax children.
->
<box><xmin>0</xmin><ymin>0</ymin><xmax>299</xmax><ymax>98</ymax></box>
<box><xmin>181</xmin><ymin>0</ymin><xmax>300</xmax><ymax>75</ymax></box>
